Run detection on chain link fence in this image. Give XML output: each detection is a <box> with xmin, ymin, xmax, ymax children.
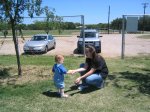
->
<box><xmin>121</xmin><ymin>15</ymin><xmax>150</xmax><ymax>58</ymax></box>
<box><xmin>0</xmin><ymin>16</ymin><xmax>150</xmax><ymax>57</ymax></box>
<box><xmin>0</xmin><ymin>16</ymin><xmax>82</xmax><ymax>56</ymax></box>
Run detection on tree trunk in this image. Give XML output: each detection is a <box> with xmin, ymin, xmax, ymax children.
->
<box><xmin>11</xmin><ymin>21</ymin><xmax>22</xmax><ymax>76</ymax></box>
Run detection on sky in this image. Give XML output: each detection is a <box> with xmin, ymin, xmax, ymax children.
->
<box><xmin>25</xmin><ymin>0</ymin><xmax>150</xmax><ymax>24</ymax></box>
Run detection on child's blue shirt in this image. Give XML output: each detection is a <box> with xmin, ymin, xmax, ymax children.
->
<box><xmin>52</xmin><ymin>64</ymin><xmax>67</xmax><ymax>84</ymax></box>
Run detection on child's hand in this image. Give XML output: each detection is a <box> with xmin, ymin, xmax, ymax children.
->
<box><xmin>67</xmin><ymin>70</ymin><xmax>76</xmax><ymax>74</ymax></box>
<box><xmin>67</xmin><ymin>70</ymin><xmax>73</xmax><ymax>74</ymax></box>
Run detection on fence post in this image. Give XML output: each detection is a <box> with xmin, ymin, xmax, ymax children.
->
<box><xmin>81</xmin><ymin>15</ymin><xmax>85</xmax><ymax>56</ymax></box>
<box><xmin>121</xmin><ymin>15</ymin><xmax>125</xmax><ymax>59</ymax></box>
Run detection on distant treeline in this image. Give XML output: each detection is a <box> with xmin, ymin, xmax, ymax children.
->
<box><xmin>1</xmin><ymin>16</ymin><xmax>150</xmax><ymax>31</ymax></box>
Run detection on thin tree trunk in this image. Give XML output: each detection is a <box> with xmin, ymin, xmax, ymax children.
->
<box><xmin>11</xmin><ymin>21</ymin><xmax>22</xmax><ymax>76</ymax></box>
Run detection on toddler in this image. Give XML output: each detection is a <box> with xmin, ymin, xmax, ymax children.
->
<box><xmin>52</xmin><ymin>55</ymin><xmax>69</xmax><ymax>98</ymax></box>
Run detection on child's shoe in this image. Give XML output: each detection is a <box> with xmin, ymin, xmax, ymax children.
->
<box><xmin>61</xmin><ymin>94</ymin><xmax>69</xmax><ymax>98</ymax></box>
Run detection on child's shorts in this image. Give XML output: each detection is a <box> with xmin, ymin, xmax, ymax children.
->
<box><xmin>54</xmin><ymin>82</ymin><xmax>65</xmax><ymax>89</ymax></box>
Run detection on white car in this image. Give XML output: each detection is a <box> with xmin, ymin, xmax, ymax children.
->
<box><xmin>77</xmin><ymin>29</ymin><xmax>102</xmax><ymax>53</ymax></box>
<box><xmin>23</xmin><ymin>34</ymin><xmax>56</xmax><ymax>53</ymax></box>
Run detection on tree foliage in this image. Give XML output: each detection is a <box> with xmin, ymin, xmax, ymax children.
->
<box><xmin>111</xmin><ymin>18</ymin><xmax>123</xmax><ymax>30</ymax></box>
<box><xmin>138</xmin><ymin>16</ymin><xmax>150</xmax><ymax>31</ymax></box>
<box><xmin>0</xmin><ymin>0</ymin><xmax>43</xmax><ymax>76</ymax></box>
<box><xmin>44</xmin><ymin>6</ymin><xmax>55</xmax><ymax>34</ymax></box>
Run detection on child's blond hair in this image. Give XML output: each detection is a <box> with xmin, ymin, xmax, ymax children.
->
<box><xmin>55</xmin><ymin>55</ymin><xmax>64</xmax><ymax>63</ymax></box>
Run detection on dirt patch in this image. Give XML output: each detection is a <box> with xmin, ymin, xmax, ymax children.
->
<box><xmin>0</xmin><ymin>34</ymin><xmax>150</xmax><ymax>58</ymax></box>
<box><xmin>0</xmin><ymin>65</ymin><xmax>52</xmax><ymax>85</ymax></box>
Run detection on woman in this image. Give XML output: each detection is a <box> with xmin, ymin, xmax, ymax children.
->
<box><xmin>69</xmin><ymin>45</ymin><xmax>109</xmax><ymax>91</ymax></box>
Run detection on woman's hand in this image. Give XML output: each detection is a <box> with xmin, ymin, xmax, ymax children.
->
<box><xmin>75</xmin><ymin>77</ymin><xmax>82</xmax><ymax>85</ymax></box>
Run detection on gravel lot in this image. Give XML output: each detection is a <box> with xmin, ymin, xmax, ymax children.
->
<box><xmin>0</xmin><ymin>34</ymin><xmax>150</xmax><ymax>58</ymax></box>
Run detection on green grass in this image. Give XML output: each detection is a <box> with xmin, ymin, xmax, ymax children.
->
<box><xmin>0</xmin><ymin>55</ymin><xmax>150</xmax><ymax>112</ymax></box>
<box><xmin>0</xmin><ymin>30</ymin><xmax>80</xmax><ymax>37</ymax></box>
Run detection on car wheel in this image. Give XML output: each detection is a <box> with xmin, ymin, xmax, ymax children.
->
<box><xmin>97</xmin><ymin>50</ymin><xmax>101</xmax><ymax>53</ymax></box>
<box><xmin>77</xmin><ymin>49</ymin><xmax>81</xmax><ymax>54</ymax></box>
<box><xmin>44</xmin><ymin>46</ymin><xmax>48</xmax><ymax>53</ymax></box>
<box><xmin>97</xmin><ymin>48</ymin><xmax>101</xmax><ymax>53</ymax></box>
<box><xmin>99</xmin><ymin>47</ymin><xmax>101</xmax><ymax>53</ymax></box>
<box><xmin>53</xmin><ymin>42</ymin><xmax>56</xmax><ymax>49</ymax></box>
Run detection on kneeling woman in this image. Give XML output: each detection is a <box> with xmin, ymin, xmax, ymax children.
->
<box><xmin>69</xmin><ymin>45</ymin><xmax>109</xmax><ymax>91</ymax></box>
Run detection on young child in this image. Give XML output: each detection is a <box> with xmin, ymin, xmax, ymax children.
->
<box><xmin>52</xmin><ymin>55</ymin><xmax>69</xmax><ymax>98</ymax></box>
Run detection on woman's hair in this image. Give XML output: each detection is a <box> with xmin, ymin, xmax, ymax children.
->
<box><xmin>85</xmin><ymin>45</ymin><xmax>103</xmax><ymax>64</ymax></box>
<box><xmin>85</xmin><ymin>45</ymin><xmax>97</xmax><ymax>59</ymax></box>
<box><xmin>55</xmin><ymin>54</ymin><xmax>64</xmax><ymax>62</ymax></box>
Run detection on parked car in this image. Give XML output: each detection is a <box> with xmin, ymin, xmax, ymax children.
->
<box><xmin>77</xmin><ymin>29</ymin><xmax>102</xmax><ymax>53</ymax></box>
<box><xmin>23</xmin><ymin>34</ymin><xmax>56</xmax><ymax>53</ymax></box>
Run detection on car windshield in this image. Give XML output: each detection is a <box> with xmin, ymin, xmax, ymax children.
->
<box><xmin>80</xmin><ymin>32</ymin><xmax>96</xmax><ymax>38</ymax></box>
<box><xmin>31</xmin><ymin>36</ymin><xmax>47</xmax><ymax>41</ymax></box>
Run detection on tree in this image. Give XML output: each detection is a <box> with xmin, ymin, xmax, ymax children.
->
<box><xmin>138</xmin><ymin>16</ymin><xmax>150</xmax><ymax>31</ymax></box>
<box><xmin>53</xmin><ymin>16</ymin><xmax>63</xmax><ymax>34</ymax></box>
<box><xmin>16</xmin><ymin>24</ymin><xmax>27</xmax><ymax>41</ymax></box>
<box><xmin>111</xmin><ymin>18</ymin><xmax>123</xmax><ymax>30</ymax></box>
<box><xmin>3</xmin><ymin>30</ymin><xmax>8</xmax><ymax>38</ymax></box>
<box><xmin>0</xmin><ymin>0</ymin><xmax>43</xmax><ymax>76</ymax></box>
<box><xmin>44</xmin><ymin>6</ymin><xmax>55</xmax><ymax>34</ymax></box>
<box><xmin>0</xmin><ymin>20</ymin><xmax>9</xmax><ymax>38</ymax></box>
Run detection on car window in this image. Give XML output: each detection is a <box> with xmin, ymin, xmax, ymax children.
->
<box><xmin>80</xmin><ymin>32</ymin><xmax>96</xmax><ymax>38</ymax></box>
<box><xmin>48</xmin><ymin>35</ymin><xmax>53</xmax><ymax>40</ymax></box>
<box><xmin>31</xmin><ymin>36</ymin><xmax>47</xmax><ymax>41</ymax></box>
<box><xmin>85</xmin><ymin>32</ymin><xmax>96</xmax><ymax>37</ymax></box>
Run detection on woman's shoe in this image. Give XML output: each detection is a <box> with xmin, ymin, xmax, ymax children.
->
<box><xmin>97</xmin><ymin>80</ymin><xmax>105</xmax><ymax>89</ymax></box>
<box><xmin>78</xmin><ymin>85</ymin><xmax>89</xmax><ymax>91</ymax></box>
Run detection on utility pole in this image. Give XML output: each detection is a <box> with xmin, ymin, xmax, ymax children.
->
<box><xmin>108</xmin><ymin>5</ymin><xmax>110</xmax><ymax>34</ymax></box>
<box><xmin>142</xmin><ymin>3</ymin><xmax>149</xmax><ymax>33</ymax></box>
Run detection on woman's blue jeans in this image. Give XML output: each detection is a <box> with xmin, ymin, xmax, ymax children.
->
<box><xmin>80</xmin><ymin>63</ymin><xmax>104</xmax><ymax>88</ymax></box>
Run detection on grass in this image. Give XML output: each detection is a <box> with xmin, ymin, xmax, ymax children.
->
<box><xmin>0</xmin><ymin>55</ymin><xmax>150</xmax><ymax>112</ymax></box>
<box><xmin>0</xmin><ymin>30</ymin><xmax>80</xmax><ymax>37</ymax></box>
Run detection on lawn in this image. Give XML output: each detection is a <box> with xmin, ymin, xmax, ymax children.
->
<box><xmin>0</xmin><ymin>30</ymin><xmax>80</xmax><ymax>37</ymax></box>
<box><xmin>0</xmin><ymin>55</ymin><xmax>150</xmax><ymax>112</ymax></box>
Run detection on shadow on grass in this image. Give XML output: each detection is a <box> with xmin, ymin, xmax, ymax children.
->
<box><xmin>80</xmin><ymin>86</ymin><xmax>100</xmax><ymax>94</ymax></box>
<box><xmin>104</xmin><ymin>70</ymin><xmax>150</xmax><ymax>96</ymax></box>
<box><xmin>119</xmin><ymin>71</ymin><xmax>150</xmax><ymax>95</ymax></box>
<box><xmin>0</xmin><ymin>68</ymin><xmax>10</xmax><ymax>79</ymax></box>
<box><xmin>43</xmin><ymin>85</ymin><xmax>102</xmax><ymax>98</ymax></box>
<box><xmin>0</xmin><ymin>68</ymin><xmax>15</xmax><ymax>86</ymax></box>
<box><xmin>107</xmin><ymin>74</ymin><xmax>116</xmax><ymax>80</ymax></box>
<box><xmin>0</xmin><ymin>67</ymin><xmax>21</xmax><ymax>86</ymax></box>
<box><xmin>66</xmin><ymin>85</ymin><xmax>102</xmax><ymax>96</ymax></box>
<box><xmin>42</xmin><ymin>90</ymin><xmax>61</xmax><ymax>98</ymax></box>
